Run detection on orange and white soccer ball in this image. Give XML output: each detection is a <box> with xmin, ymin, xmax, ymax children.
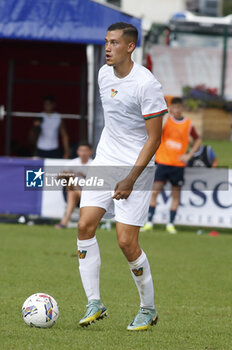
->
<box><xmin>22</xmin><ymin>293</ymin><xmax>59</xmax><ymax>328</ymax></box>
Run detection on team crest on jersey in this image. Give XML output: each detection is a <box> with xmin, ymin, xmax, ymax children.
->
<box><xmin>78</xmin><ymin>250</ymin><xmax>87</xmax><ymax>259</ymax></box>
<box><xmin>132</xmin><ymin>267</ymin><xmax>143</xmax><ymax>276</ymax></box>
<box><xmin>111</xmin><ymin>89</ymin><xmax>118</xmax><ymax>98</ymax></box>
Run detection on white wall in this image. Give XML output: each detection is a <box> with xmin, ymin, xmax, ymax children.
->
<box><xmin>121</xmin><ymin>0</ymin><xmax>186</xmax><ymax>24</ymax></box>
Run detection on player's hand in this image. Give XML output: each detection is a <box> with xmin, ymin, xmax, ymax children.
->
<box><xmin>113</xmin><ymin>177</ymin><xmax>134</xmax><ymax>200</ymax></box>
<box><xmin>179</xmin><ymin>153</ymin><xmax>191</xmax><ymax>163</ymax></box>
<box><xmin>34</xmin><ymin>120</ymin><xmax>41</xmax><ymax>127</ymax></box>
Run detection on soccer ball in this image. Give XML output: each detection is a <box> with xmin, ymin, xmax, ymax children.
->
<box><xmin>22</xmin><ymin>293</ymin><xmax>59</xmax><ymax>328</ymax></box>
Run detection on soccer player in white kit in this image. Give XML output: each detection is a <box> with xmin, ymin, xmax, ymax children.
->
<box><xmin>77</xmin><ymin>22</ymin><xmax>168</xmax><ymax>331</ymax></box>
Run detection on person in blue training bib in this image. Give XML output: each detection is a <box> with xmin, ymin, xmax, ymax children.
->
<box><xmin>76</xmin><ymin>22</ymin><xmax>168</xmax><ymax>331</ymax></box>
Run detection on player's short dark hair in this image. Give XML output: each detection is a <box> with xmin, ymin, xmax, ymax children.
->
<box><xmin>171</xmin><ymin>97</ymin><xmax>183</xmax><ymax>105</ymax></box>
<box><xmin>77</xmin><ymin>141</ymin><xmax>93</xmax><ymax>149</ymax></box>
<box><xmin>43</xmin><ymin>95</ymin><xmax>56</xmax><ymax>103</ymax></box>
<box><xmin>107</xmin><ymin>22</ymin><xmax>138</xmax><ymax>45</ymax></box>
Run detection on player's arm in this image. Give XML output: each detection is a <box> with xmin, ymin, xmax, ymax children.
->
<box><xmin>29</xmin><ymin>117</ymin><xmax>42</xmax><ymax>145</ymax></box>
<box><xmin>179</xmin><ymin>125</ymin><xmax>202</xmax><ymax>163</ymax></box>
<box><xmin>33</xmin><ymin>117</ymin><xmax>42</xmax><ymax>134</ymax></box>
<box><xmin>209</xmin><ymin>147</ymin><xmax>218</xmax><ymax>168</ymax></box>
<box><xmin>113</xmin><ymin>79</ymin><xmax>167</xmax><ymax>200</ymax></box>
<box><xmin>211</xmin><ymin>158</ymin><xmax>218</xmax><ymax>167</ymax></box>
<box><xmin>60</xmin><ymin>120</ymin><xmax>70</xmax><ymax>159</ymax></box>
<box><xmin>113</xmin><ymin>115</ymin><xmax>163</xmax><ymax>200</ymax></box>
<box><xmin>211</xmin><ymin>157</ymin><xmax>218</xmax><ymax>168</ymax></box>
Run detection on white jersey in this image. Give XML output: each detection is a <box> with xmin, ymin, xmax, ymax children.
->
<box><xmin>37</xmin><ymin>112</ymin><xmax>61</xmax><ymax>150</ymax></box>
<box><xmin>96</xmin><ymin>62</ymin><xmax>168</xmax><ymax>165</ymax></box>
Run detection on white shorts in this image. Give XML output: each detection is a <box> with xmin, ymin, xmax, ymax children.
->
<box><xmin>80</xmin><ymin>158</ymin><xmax>155</xmax><ymax>226</ymax></box>
<box><xmin>80</xmin><ymin>189</ymin><xmax>153</xmax><ymax>226</ymax></box>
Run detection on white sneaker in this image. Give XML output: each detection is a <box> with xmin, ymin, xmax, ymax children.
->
<box><xmin>140</xmin><ymin>222</ymin><xmax>153</xmax><ymax>232</ymax></box>
<box><xmin>166</xmin><ymin>223</ymin><xmax>177</xmax><ymax>234</ymax></box>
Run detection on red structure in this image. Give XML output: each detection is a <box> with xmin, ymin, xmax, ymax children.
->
<box><xmin>0</xmin><ymin>40</ymin><xmax>87</xmax><ymax>156</ymax></box>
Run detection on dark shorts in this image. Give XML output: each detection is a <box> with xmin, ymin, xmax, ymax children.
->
<box><xmin>155</xmin><ymin>163</ymin><xmax>185</xmax><ymax>187</ymax></box>
<box><xmin>36</xmin><ymin>148</ymin><xmax>61</xmax><ymax>159</ymax></box>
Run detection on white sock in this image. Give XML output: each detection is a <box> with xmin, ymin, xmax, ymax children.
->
<box><xmin>128</xmin><ymin>250</ymin><xmax>155</xmax><ymax>309</ymax></box>
<box><xmin>77</xmin><ymin>236</ymin><xmax>101</xmax><ymax>302</ymax></box>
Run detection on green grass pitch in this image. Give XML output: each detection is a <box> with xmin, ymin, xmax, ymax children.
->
<box><xmin>203</xmin><ymin>140</ymin><xmax>232</xmax><ymax>168</ymax></box>
<box><xmin>0</xmin><ymin>223</ymin><xmax>231</xmax><ymax>350</ymax></box>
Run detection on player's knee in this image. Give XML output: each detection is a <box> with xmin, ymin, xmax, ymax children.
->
<box><xmin>117</xmin><ymin>235</ymin><xmax>133</xmax><ymax>251</ymax></box>
<box><xmin>77</xmin><ymin>219</ymin><xmax>95</xmax><ymax>239</ymax></box>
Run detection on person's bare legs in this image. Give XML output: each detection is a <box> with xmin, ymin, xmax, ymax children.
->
<box><xmin>59</xmin><ymin>190</ymin><xmax>81</xmax><ymax>227</ymax></box>
<box><xmin>116</xmin><ymin>222</ymin><xmax>141</xmax><ymax>261</ymax></box>
<box><xmin>150</xmin><ymin>181</ymin><xmax>165</xmax><ymax>207</ymax></box>
<box><xmin>170</xmin><ymin>185</ymin><xmax>180</xmax><ymax>212</ymax></box>
<box><xmin>144</xmin><ymin>181</ymin><xmax>166</xmax><ymax>228</ymax></box>
<box><xmin>78</xmin><ymin>206</ymin><xmax>105</xmax><ymax>240</ymax></box>
<box><xmin>166</xmin><ymin>185</ymin><xmax>181</xmax><ymax>234</ymax></box>
<box><xmin>116</xmin><ymin>222</ymin><xmax>155</xmax><ymax>310</ymax></box>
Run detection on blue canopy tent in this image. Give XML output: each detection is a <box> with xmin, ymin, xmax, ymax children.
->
<box><xmin>0</xmin><ymin>0</ymin><xmax>141</xmax><ymax>154</ymax></box>
<box><xmin>0</xmin><ymin>0</ymin><xmax>141</xmax><ymax>44</ymax></box>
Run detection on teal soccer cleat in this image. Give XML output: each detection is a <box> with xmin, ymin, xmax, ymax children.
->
<box><xmin>79</xmin><ymin>299</ymin><xmax>107</xmax><ymax>327</ymax></box>
<box><xmin>127</xmin><ymin>307</ymin><xmax>158</xmax><ymax>331</ymax></box>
